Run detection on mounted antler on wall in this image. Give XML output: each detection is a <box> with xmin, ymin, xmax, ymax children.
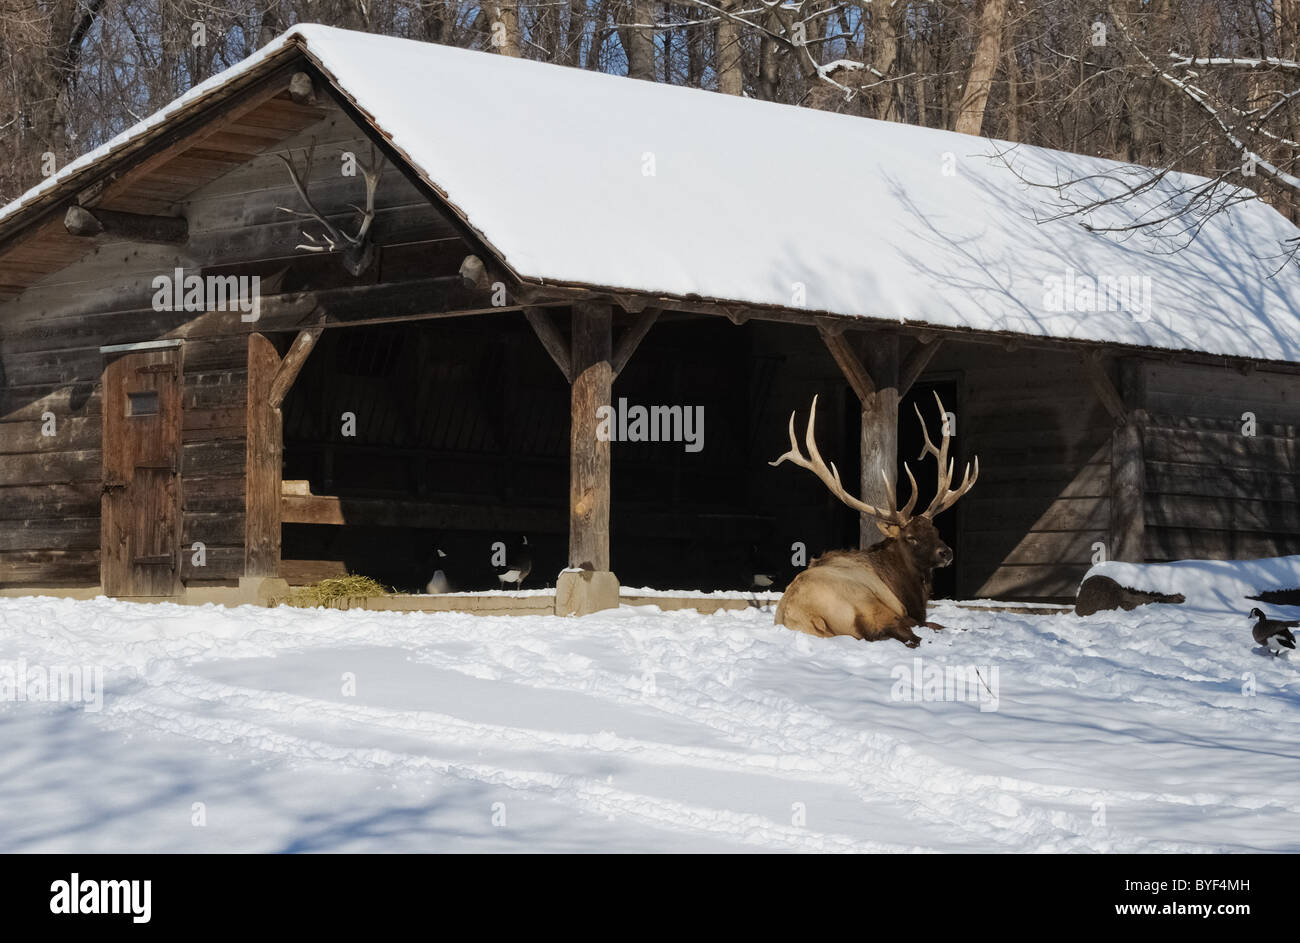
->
<box><xmin>276</xmin><ymin>142</ymin><xmax>383</xmax><ymax>277</ymax></box>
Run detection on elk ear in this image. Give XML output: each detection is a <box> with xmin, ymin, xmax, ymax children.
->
<box><xmin>876</xmin><ymin>521</ymin><xmax>902</xmax><ymax>538</ymax></box>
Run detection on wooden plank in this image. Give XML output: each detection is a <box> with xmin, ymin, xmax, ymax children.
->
<box><xmin>964</xmin><ymin>530</ymin><xmax>1106</xmax><ymax>567</ymax></box>
<box><xmin>182</xmin><ymin>546</ymin><xmax>245</xmax><ymax>581</ymax></box>
<box><xmin>245</xmin><ymin>334</ymin><xmax>282</xmax><ymax>578</ymax></box>
<box><xmin>281</xmin><ymin>494</ymin><xmax>559</xmax><ymax>531</ymax></box>
<box><xmin>1110</xmin><ymin>417</ymin><xmax>1145</xmax><ymax>561</ymax></box>
<box><xmin>182</xmin><ymin>439</ymin><xmax>246</xmax><ymax>476</ymax></box>
<box><xmin>0</xmin><ymin>416</ymin><xmax>99</xmax><ymax>453</ymax></box>
<box><xmin>0</xmin><ymin>483</ymin><xmax>102</xmax><ymax>520</ymax></box>
<box><xmin>0</xmin><ymin>549</ymin><xmax>100</xmax><ymax>586</ymax></box>
<box><xmin>0</xmin><ymin>517</ymin><xmax>100</xmax><ymax>551</ymax></box>
<box><xmin>1147</xmin><ymin>460</ymin><xmax>1300</xmax><ymax>504</ymax></box>
<box><xmin>1143</xmin><ymin>427</ymin><xmax>1300</xmax><ymax>469</ymax></box>
<box><xmin>569</xmin><ymin>301</ymin><xmax>612</xmax><ymax>571</ymax></box>
<box><xmin>973</xmin><ymin>565</ymin><xmax>1087</xmax><ymax>601</ymax></box>
<box><xmin>962</xmin><ymin>495</ymin><xmax>1109</xmax><ymax>533</ymax></box>
<box><xmin>0</xmin><ymin>449</ymin><xmax>101</xmax><ymax>485</ymax></box>
<box><xmin>1146</xmin><ymin>527</ymin><xmax>1300</xmax><ymax>562</ymax></box>
<box><xmin>1146</xmin><ymin>493</ymin><xmax>1300</xmax><ymax>534</ymax></box>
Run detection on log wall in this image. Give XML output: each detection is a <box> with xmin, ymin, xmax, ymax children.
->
<box><xmin>0</xmin><ymin>99</ymin><xmax>460</xmax><ymax>590</ymax></box>
<box><xmin>1141</xmin><ymin>361</ymin><xmax>1300</xmax><ymax>561</ymax></box>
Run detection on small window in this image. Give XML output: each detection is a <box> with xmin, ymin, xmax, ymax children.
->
<box><xmin>127</xmin><ymin>391</ymin><xmax>159</xmax><ymax>417</ymax></box>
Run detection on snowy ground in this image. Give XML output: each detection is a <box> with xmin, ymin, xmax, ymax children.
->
<box><xmin>1</xmin><ymin>589</ymin><xmax>1297</xmax><ymax>853</ymax></box>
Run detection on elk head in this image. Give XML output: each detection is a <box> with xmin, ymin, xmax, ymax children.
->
<box><xmin>770</xmin><ymin>391</ymin><xmax>978</xmax><ymax>572</ymax></box>
<box><xmin>276</xmin><ymin>142</ymin><xmax>383</xmax><ymax>276</ymax></box>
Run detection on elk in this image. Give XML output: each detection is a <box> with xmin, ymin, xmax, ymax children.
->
<box><xmin>771</xmin><ymin>392</ymin><xmax>978</xmax><ymax>647</ymax></box>
<box><xmin>276</xmin><ymin>142</ymin><xmax>382</xmax><ymax>276</ymax></box>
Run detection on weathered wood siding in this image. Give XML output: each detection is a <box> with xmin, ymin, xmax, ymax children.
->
<box><xmin>0</xmin><ymin>98</ymin><xmax>460</xmax><ymax>589</ymax></box>
<box><xmin>920</xmin><ymin>345</ymin><xmax>1114</xmax><ymax>601</ymax></box>
<box><xmin>1142</xmin><ymin>361</ymin><xmax>1300</xmax><ymax>561</ymax></box>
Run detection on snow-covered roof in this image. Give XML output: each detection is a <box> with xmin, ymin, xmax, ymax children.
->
<box><xmin>5</xmin><ymin>24</ymin><xmax>1300</xmax><ymax>363</ymax></box>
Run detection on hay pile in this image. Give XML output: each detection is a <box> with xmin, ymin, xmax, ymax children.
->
<box><xmin>284</xmin><ymin>575</ymin><xmax>389</xmax><ymax>608</ymax></box>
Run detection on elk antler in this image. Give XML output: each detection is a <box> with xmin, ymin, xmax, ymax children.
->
<box><xmin>770</xmin><ymin>394</ymin><xmax>919</xmax><ymax>525</ymax></box>
<box><xmin>276</xmin><ymin>142</ymin><xmax>383</xmax><ymax>276</ymax></box>
<box><xmin>914</xmin><ymin>390</ymin><xmax>979</xmax><ymax>518</ymax></box>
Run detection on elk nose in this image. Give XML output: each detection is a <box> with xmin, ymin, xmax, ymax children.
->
<box><xmin>938</xmin><ymin>547</ymin><xmax>953</xmax><ymax>566</ymax></box>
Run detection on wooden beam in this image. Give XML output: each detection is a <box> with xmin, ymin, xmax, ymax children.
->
<box><xmin>610</xmin><ymin>307</ymin><xmax>661</xmax><ymax>378</ymax></box>
<box><xmin>899</xmin><ymin>336</ymin><xmax>944</xmax><ymax>396</ymax></box>
<box><xmin>818</xmin><ymin>322</ymin><xmax>876</xmax><ymax>404</ymax></box>
<box><xmin>64</xmin><ymin>205</ymin><xmax>188</xmax><ymax>244</ymax></box>
<box><xmin>569</xmin><ymin>301</ymin><xmax>613</xmax><ymax>571</ymax></box>
<box><xmin>459</xmin><ymin>253</ymin><xmax>489</xmax><ymax>289</ymax></box>
<box><xmin>1081</xmin><ymin>350</ymin><xmax>1128</xmax><ymax>424</ymax></box>
<box><xmin>268</xmin><ymin>317</ymin><xmax>325</xmax><ymax>409</ymax></box>
<box><xmin>288</xmin><ymin>71</ymin><xmax>316</xmax><ymax>105</ymax></box>
<box><xmin>524</xmin><ymin>306</ymin><xmax>573</xmax><ymax>383</ymax></box>
<box><xmin>245</xmin><ymin>334</ymin><xmax>283</xmax><ymax>578</ymax></box>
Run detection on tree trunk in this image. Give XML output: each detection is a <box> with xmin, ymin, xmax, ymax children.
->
<box><xmin>716</xmin><ymin>0</ymin><xmax>743</xmax><ymax>95</ymax></box>
<box><xmin>620</xmin><ymin>0</ymin><xmax>656</xmax><ymax>79</ymax></box>
<box><xmin>953</xmin><ymin>0</ymin><xmax>1008</xmax><ymax>136</ymax></box>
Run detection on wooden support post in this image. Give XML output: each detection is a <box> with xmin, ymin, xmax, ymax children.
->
<box><xmin>568</xmin><ymin>302</ymin><xmax>612</xmax><ymax>572</ymax></box>
<box><xmin>818</xmin><ymin>326</ymin><xmax>899</xmax><ymax>549</ymax></box>
<box><xmin>246</xmin><ymin>334</ymin><xmax>283</xmax><ymax>578</ymax></box>
<box><xmin>857</xmin><ymin>334</ymin><xmax>899</xmax><ymax>549</ymax></box>
<box><xmin>558</xmin><ymin>301</ymin><xmax>619</xmax><ymax>615</ymax></box>
<box><xmin>1109</xmin><ymin>359</ymin><xmax>1147</xmax><ymax>563</ymax></box>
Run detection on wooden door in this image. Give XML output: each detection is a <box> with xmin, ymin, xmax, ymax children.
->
<box><xmin>101</xmin><ymin>347</ymin><xmax>183</xmax><ymax>596</ymax></box>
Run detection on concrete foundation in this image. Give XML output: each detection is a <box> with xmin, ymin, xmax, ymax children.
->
<box><xmin>555</xmin><ymin>569</ymin><xmax>620</xmax><ymax>616</ymax></box>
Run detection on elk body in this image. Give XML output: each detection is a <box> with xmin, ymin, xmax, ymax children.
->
<box><xmin>771</xmin><ymin>393</ymin><xmax>978</xmax><ymax>647</ymax></box>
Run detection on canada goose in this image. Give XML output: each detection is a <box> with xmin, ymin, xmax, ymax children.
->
<box><xmin>425</xmin><ymin>549</ymin><xmax>450</xmax><ymax>594</ymax></box>
<box><xmin>1249</xmin><ymin>607</ymin><xmax>1298</xmax><ymax>656</ymax></box>
<box><xmin>749</xmin><ymin>543</ymin><xmax>778</xmax><ymax>592</ymax></box>
<box><xmin>497</xmin><ymin>536</ymin><xmax>532</xmax><ymax>591</ymax></box>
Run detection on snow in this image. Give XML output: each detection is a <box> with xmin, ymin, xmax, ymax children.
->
<box><xmin>3</xmin><ymin>580</ymin><xmax>1298</xmax><ymax>852</ymax></box>
<box><xmin>5</xmin><ymin>25</ymin><xmax>1300</xmax><ymax>363</ymax></box>
<box><xmin>1086</xmin><ymin>555</ymin><xmax>1300</xmax><ymax>610</ymax></box>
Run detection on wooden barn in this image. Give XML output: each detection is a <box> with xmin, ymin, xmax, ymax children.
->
<box><xmin>3</xmin><ymin>25</ymin><xmax>1300</xmax><ymax>614</ymax></box>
